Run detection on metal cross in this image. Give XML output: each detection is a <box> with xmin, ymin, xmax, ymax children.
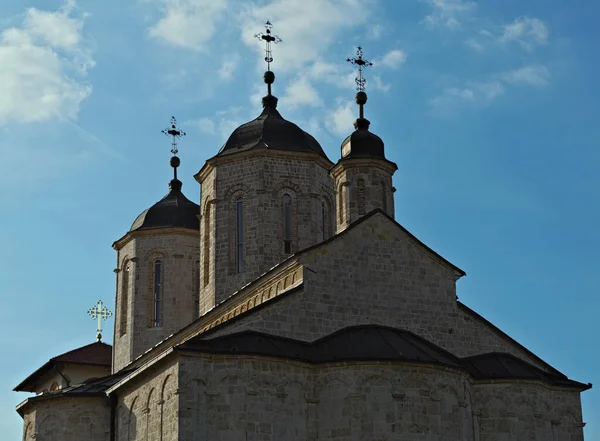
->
<box><xmin>254</xmin><ymin>20</ymin><xmax>282</xmax><ymax>71</ymax></box>
<box><xmin>347</xmin><ymin>46</ymin><xmax>373</xmax><ymax>91</ymax></box>
<box><xmin>161</xmin><ymin>116</ymin><xmax>186</xmax><ymax>157</ymax></box>
<box><xmin>87</xmin><ymin>300</ymin><xmax>113</xmax><ymax>342</ymax></box>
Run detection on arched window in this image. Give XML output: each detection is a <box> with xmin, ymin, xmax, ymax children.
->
<box><xmin>236</xmin><ymin>198</ymin><xmax>244</xmax><ymax>273</ymax></box>
<box><xmin>119</xmin><ymin>262</ymin><xmax>130</xmax><ymax>336</ymax></box>
<box><xmin>338</xmin><ymin>183</ymin><xmax>345</xmax><ymax>225</ymax></box>
<box><xmin>203</xmin><ymin>202</ymin><xmax>211</xmax><ymax>286</ymax></box>
<box><xmin>152</xmin><ymin>259</ymin><xmax>162</xmax><ymax>327</ymax></box>
<box><xmin>381</xmin><ymin>181</ymin><xmax>388</xmax><ymax>213</ymax></box>
<box><xmin>321</xmin><ymin>202</ymin><xmax>326</xmax><ymax>242</ymax></box>
<box><xmin>283</xmin><ymin>194</ymin><xmax>292</xmax><ymax>254</ymax></box>
<box><xmin>357</xmin><ymin>178</ymin><xmax>366</xmax><ymax>215</ymax></box>
<box><xmin>193</xmin><ymin>260</ymin><xmax>200</xmax><ymax>319</ymax></box>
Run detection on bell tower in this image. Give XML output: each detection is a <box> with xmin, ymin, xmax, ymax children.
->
<box><xmin>111</xmin><ymin>117</ymin><xmax>200</xmax><ymax>372</ymax></box>
<box><xmin>331</xmin><ymin>47</ymin><xmax>397</xmax><ymax>232</ymax></box>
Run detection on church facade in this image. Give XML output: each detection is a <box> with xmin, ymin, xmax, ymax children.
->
<box><xmin>14</xmin><ymin>47</ymin><xmax>591</xmax><ymax>441</ymax></box>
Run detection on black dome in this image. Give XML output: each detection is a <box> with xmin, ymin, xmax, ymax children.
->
<box><xmin>341</xmin><ymin>117</ymin><xmax>386</xmax><ymax>160</ymax></box>
<box><xmin>217</xmin><ymin>95</ymin><xmax>328</xmax><ymax>159</ymax></box>
<box><xmin>130</xmin><ymin>179</ymin><xmax>199</xmax><ymax>232</ymax></box>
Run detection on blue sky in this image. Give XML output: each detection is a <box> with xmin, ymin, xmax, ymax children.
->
<box><xmin>1</xmin><ymin>0</ymin><xmax>598</xmax><ymax>438</ymax></box>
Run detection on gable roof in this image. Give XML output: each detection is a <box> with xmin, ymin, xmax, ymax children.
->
<box><xmin>176</xmin><ymin>324</ymin><xmax>590</xmax><ymax>390</ymax></box>
<box><xmin>14</xmin><ymin>341</ymin><xmax>112</xmax><ymax>392</ymax></box>
<box><xmin>292</xmin><ymin>209</ymin><xmax>466</xmax><ymax>277</ymax></box>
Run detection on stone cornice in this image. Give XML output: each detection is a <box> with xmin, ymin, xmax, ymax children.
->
<box><xmin>195</xmin><ymin>149</ymin><xmax>335</xmax><ymax>184</ymax></box>
<box><xmin>112</xmin><ymin>228</ymin><xmax>199</xmax><ymax>251</ymax></box>
<box><xmin>330</xmin><ymin>157</ymin><xmax>398</xmax><ymax>180</ymax></box>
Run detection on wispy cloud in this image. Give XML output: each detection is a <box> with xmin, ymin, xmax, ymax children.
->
<box><xmin>0</xmin><ymin>0</ymin><xmax>93</xmax><ymax>125</ymax></box>
<box><xmin>499</xmin><ymin>17</ymin><xmax>549</xmax><ymax>50</ymax></box>
<box><xmin>325</xmin><ymin>100</ymin><xmax>355</xmax><ymax>136</ymax></box>
<box><xmin>422</xmin><ymin>0</ymin><xmax>476</xmax><ymax>31</ymax></box>
<box><xmin>148</xmin><ymin>0</ymin><xmax>228</xmax><ymax>50</ymax></box>
<box><xmin>430</xmin><ymin>80</ymin><xmax>504</xmax><ymax>112</ymax></box>
<box><xmin>218</xmin><ymin>55</ymin><xmax>239</xmax><ymax>81</ymax></box>
<box><xmin>377</xmin><ymin>49</ymin><xmax>407</xmax><ymax>69</ymax></box>
<box><xmin>502</xmin><ymin>65</ymin><xmax>550</xmax><ymax>87</ymax></box>
<box><xmin>282</xmin><ymin>77</ymin><xmax>323</xmax><ymax>109</ymax></box>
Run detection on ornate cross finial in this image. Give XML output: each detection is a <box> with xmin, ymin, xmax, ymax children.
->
<box><xmin>161</xmin><ymin>116</ymin><xmax>186</xmax><ymax>157</ymax></box>
<box><xmin>347</xmin><ymin>46</ymin><xmax>373</xmax><ymax>92</ymax></box>
<box><xmin>87</xmin><ymin>300</ymin><xmax>113</xmax><ymax>342</ymax></box>
<box><xmin>255</xmin><ymin>20</ymin><xmax>282</xmax><ymax>72</ymax></box>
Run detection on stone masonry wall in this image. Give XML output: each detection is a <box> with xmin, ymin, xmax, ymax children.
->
<box><xmin>176</xmin><ymin>353</ymin><xmax>583</xmax><ymax>441</ymax></box>
<box><xmin>116</xmin><ymin>358</ymin><xmax>179</xmax><ymax>441</ymax></box>
<box><xmin>205</xmin><ymin>212</ymin><xmax>558</xmax><ymax>373</ymax></box>
<box><xmin>198</xmin><ymin>151</ymin><xmax>334</xmax><ymax>316</ymax></box>
<box><xmin>22</xmin><ymin>396</ymin><xmax>110</xmax><ymax>441</ymax></box>
<box><xmin>332</xmin><ymin>159</ymin><xmax>396</xmax><ymax>232</ymax></box>
<box><xmin>114</xmin><ymin>231</ymin><xmax>199</xmax><ymax>372</ymax></box>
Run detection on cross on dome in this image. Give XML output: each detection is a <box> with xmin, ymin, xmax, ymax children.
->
<box><xmin>161</xmin><ymin>116</ymin><xmax>186</xmax><ymax>182</ymax></box>
<box><xmin>255</xmin><ymin>20</ymin><xmax>282</xmax><ymax>71</ymax></box>
<box><xmin>87</xmin><ymin>300</ymin><xmax>113</xmax><ymax>342</ymax></box>
<box><xmin>347</xmin><ymin>46</ymin><xmax>373</xmax><ymax>92</ymax></box>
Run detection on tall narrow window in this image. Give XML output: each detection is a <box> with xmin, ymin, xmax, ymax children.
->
<box><xmin>152</xmin><ymin>260</ymin><xmax>162</xmax><ymax>327</ymax></box>
<box><xmin>193</xmin><ymin>261</ymin><xmax>200</xmax><ymax>320</ymax></box>
<box><xmin>236</xmin><ymin>198</ymin><xmax>244</xmax><ymax>273</ymax></box>
<box><xmin>381</xmin><ymin>181</ymin><xmax>388</xmax><ymax>213</ymax></box>
<box><xmin>338</xmin><ymin>184</ymin><xmax>344</xmax><ymax>225</ymax></box>
<box><xmin>283</xmin><ymin>194</ymin><xmax>292</xmax><ymax>254</ymax></box>
<box><xmin>320</xmin><ymin>202</ymin><xmax>326</xmax><ymax>242</ymax></box>
<box><xmin>203</xmin><ymin>203</ymin><xmax>211</xmax><ymax>286</ymax></box>
<box><xmin>119</xmin><ymin>262</ymin><xmax>130</xmax><ymax>336</ymax></box>
<box><xmin>358</xmin><ymin>179</ymin><xmax>366</xmax><ymax>215</ymax></box>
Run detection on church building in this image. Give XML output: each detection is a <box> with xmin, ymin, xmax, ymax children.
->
<box><xmin>14</xmin><ymin>25</ymin><xmax>591</xmax><ymax>441</ymax></box>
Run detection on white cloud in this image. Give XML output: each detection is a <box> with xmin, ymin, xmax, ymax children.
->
<box><xmin>377</xmin><ymin>49</ymin><xmax>407</xmax><ymax>69</ymax></box>
<box><xmin>218</xmin><ymin>55</ymin><xmax>239</xmax><ymax>81</ymax></box>
<box><xmin>325</xmin><ymin>101</ymin><xmax>356</xmax><ymax>136</ymax></box>
<box><xmin>0</xmin><ymin>1</ymin><xmax>93</xmax><ymax>125</ymax></box>
<box><xmin>148</xmin><ymin>0</ymin><xmax>228</xmax><ymax>50</ymax></box>
<box><xmin>502</xmin><ymin>65</ymin><xmax>550</xmax><ymax>87</ymax></box>
<box><xmin>499</xmin><ymin>17</ymin><xmax>549</xmax><ymax>50</ymax></box>
<box><xmin>282</xmin><ymin>77</ymin><xmax>323</xmax><ymax>108</ymax></box>
<box><xmin>240</xmin><ymin>0</ymin><xmax>372</xmax><ymax>73</ymax></box>
<box><xmin>373</xmin><ymin>75</ymin><xmax>391</xmax><ymax>93</ymax></box>
<box><xmin>194</xmin><ymin>117</ymin><xmax>216</xmax><ymax>134</ymax></box>
<box><xmin>430</xmin><ymin>80</ymin><xmax>504</xmax><ymax>111</ymax></box>
<box><xmin>422</xmin><ymin>0</ymin><xmax>476</xmax><ymax>31</ymax></box>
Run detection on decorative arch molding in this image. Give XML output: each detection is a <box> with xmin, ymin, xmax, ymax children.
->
<box><xmin>127</xmin><ymin>396</ymin><xmax>139</xmax><ymax>441</ymax></box>
<box><xmin>224</xmin><ymin>183</ymin><xmax>253</xmax><ymax>202</ymax></box>
<box><xmin>273</xmin><ymin>179</ymin><xmax>302</xmax><ymax>196</ymax></box>
<box><xmin>23</xmin><ymin>422</ymin><xmax>31</xmax><ymax>441</ymax></box>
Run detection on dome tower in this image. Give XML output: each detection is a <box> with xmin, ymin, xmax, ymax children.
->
<box><xmin>194</xmin><ymin>22</ymin><xmax>335</xmax><ymax>316</ymax></box>
<box><xmin>331</xmin><ymin>47</ymin><xmax>398</xmax><ymax>232</ymax></box>
<box><xmin>112</xmin><ymin>118</ymin><xmax>200</xmax><ymax>372</ymax></box>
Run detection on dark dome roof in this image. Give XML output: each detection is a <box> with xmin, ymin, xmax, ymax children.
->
<box><xmin>217</xmin><ymin>95</ymin><xmax>328</xmax><ymax>159</ymax></box>
<box><xmin>341</xmin><ymin>117</ymin><xmax>386</xmax><ymax>160</ymax></box>
<box><xmin>130</xmin><ymin>179</ymin><xmax>199</xmax><ymax>232</ymax></box>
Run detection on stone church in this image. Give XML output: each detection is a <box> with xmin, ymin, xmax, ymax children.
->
<box><xmin>14</xmin><ymin>41</ymin><xmax>591</xmax><ymax>440</ymax></box>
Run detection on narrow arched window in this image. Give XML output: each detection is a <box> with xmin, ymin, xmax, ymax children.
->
<box><xmin>119</xmin><ymin>262</ymin><xmax>130</xmax><ymax>336</ymax></box>
<box><xmin>321</xmin><ymin>202</ymin><xmax>326</xmax><ymax>242</ymax></box>
<box><xmin>152</xmin><ymin>259</ymin><xmax>162</xmax><ymax>327</ymax></box>
<box><xmin>203</xmin><ymin>202</ymin><xmax>211</xmax><ymax>286</ymax></box>
<box><xmin>193</xmin><ymin>260</ymin><xmax>200</xmax><ymax>320</ymax></box>
<box><xmin>236</xmin><ymin>198</ymin><xmax>244</xmax><ymax>273</ymax></box>
<box><xmin>358</xmin><ymin>178</ymin><xmax>366</xmax><ymax>215</ymax></box>
<box><xmin>338</xmin><ymin>184</ymin><xmax>344</xmax><ymax>225</ymax></box>
<box><xmin>283</xmin><ymin>194</ymin><xmax>292</xmax><ymax>254</ymax></box>
<box><xmin>381</xmin><ymin>181</ymin><xmax>388</xmax><ymax>213</ymax></box>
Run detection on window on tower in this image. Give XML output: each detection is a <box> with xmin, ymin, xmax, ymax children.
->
<box><xmin>358</xmin><ymin>178</ymin><xmax>366</xmax><ymax>215</ymax></box>
<box><xmin>152</xmin><ymin>259</ymin><xmax>162</xmax><ymax>327</ymax></box>
<box><xmin>236</xmin><ymin>198</ymin><xmax>244</xmax><ymax>273</ymax></box>
<box><xmin>119</xmin><ymin>262</ymin><xmax>130</xmax><ymax>336</ymax></box>
<box><xmin>283</xmin><ymin>194</ymin><xmax>292</xmax><ymax>254</ymax></box>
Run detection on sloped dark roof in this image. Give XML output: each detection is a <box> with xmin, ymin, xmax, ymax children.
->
<box><xmin>176</xmin><ymin>325</ymin><xmax>590</xmax><ymax>390</ymax></box>
<box><xmin>15</xmin><ymin>371</ymin><xmax>130</xmax><ymax>416</ymax></box>
<box><xmin>130</xmin><ymin>179</ymin><xmax>199</xmax><ymax>232</ymax></box>
<box><xmin>340</xmin><ymin>117</ymin><xmax>395</xmax><ymax>166</ymax></box>
<box><xmin>14</xmin><ymin>342</ymin><xmax>112</xmax><ymax>392</ymax></box>
<box><xmin>217</xmin><ymin>95</ymin><xmax>329</xmax><ymax>160</ymax></box>
<box><xmin>177</xmin><ymin>324</ymin><xmax>461</xmax><ymax>367</ymax></box>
